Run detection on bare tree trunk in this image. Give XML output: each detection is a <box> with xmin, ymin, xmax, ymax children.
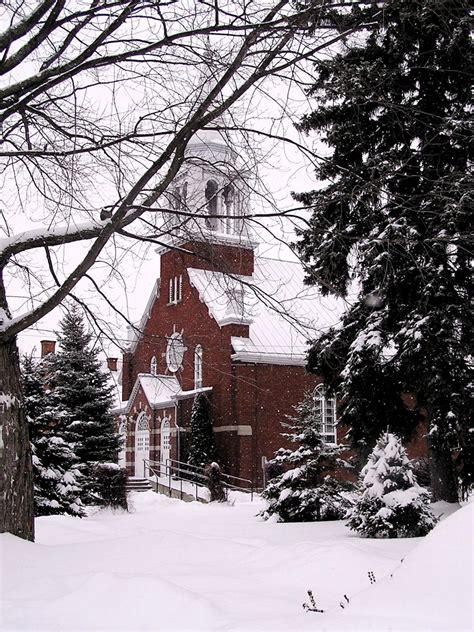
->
<box><xmin>0</xmin><ymin>337</ymin><xmax>34</xmax><ymax>541</ymax></box>
<box><xmin>427</xmin><ymin>439</ymin><xmax>458</xmax><ymax>504</ymax></box>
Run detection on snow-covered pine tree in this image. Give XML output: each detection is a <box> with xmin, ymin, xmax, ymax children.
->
<box><xmin>347</xmin><ymin>432</ymin><xmax>437</xmax><ymax>538</ymax></box>
<box><xmin>49</xmin><ymin>306</ymin><xmax>121</xmax><ymax>503</ymax></box>
<box><xmin>261</xmin><ymin>390</ymin><xmax>353</xmax><ymax>522</ymax></box>
<box><xmin>294</xmin><ymin>0</ymin><xmax>473</xmax><ymax>501</ymax></box>
<box><xmin>21</xmin><ymin>354</ymin><xmax>84</xmax><ymax>517</ymax></box>
<box><xmin>188</xmin><ymin>393</ymin><xmax>217</xmax><ymax>469</ymax></box>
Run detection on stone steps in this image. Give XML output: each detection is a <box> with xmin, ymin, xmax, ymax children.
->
<box><xmin>126</xmin><ymin>477</ymin><xmax>153</xmax><ymax>492</ymax></box>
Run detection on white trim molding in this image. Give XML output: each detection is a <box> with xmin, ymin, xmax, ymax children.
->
<box><xmin>213</xmin><ymin>425</ymin><xmax>252</xmax><ymax>436</ymax></box>
<box><xmin>231</xmin><ymin>351</ymin><xmax>306</xmax><ymax>367</ymax></box>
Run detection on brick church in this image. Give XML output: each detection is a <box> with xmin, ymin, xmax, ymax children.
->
<box><xmin>114</xmin><ymin>128</ymin><xmax>344</xmax><ymax>487</ymax></box>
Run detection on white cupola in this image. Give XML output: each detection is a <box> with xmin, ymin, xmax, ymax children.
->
<box><xmin>161</xmin><ymin>46</ymin><xmax>255</xmax><ymax>248</ymax></box>
<box><xmin>161</xmin><ymin>130</ymin><xmax>253</xmax><ymax>246</ymax></box>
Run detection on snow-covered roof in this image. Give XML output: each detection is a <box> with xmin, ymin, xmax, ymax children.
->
<box><xmin>188</xmin><ymin>256</ymin><xmax>344</xmax><ymax>365</ymax></box>
<box><xmin>127</xmin><ymin>278</ymin><xmax>160</xmax><ymax>354</ymax></box>
<box><xmin>124</xmin><ymin>374</ymin><xmax>181</xmax><ymax>413</ymax></box>
<box><xmin>116</xmin><ymin>376</ymin><xmax>212</xmax><ymax>415</ymax></box>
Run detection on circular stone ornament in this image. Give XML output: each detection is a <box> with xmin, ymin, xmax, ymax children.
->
<box><xmin>166</xmin><ymin>332</ymin><xmax>186</xmax><ymax>373</ymax></box>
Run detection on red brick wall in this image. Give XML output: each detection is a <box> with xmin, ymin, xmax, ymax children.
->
<box><xmin>224</xmin><ymin>363</ymin><xmax>322</xmax><ymax>486</ymax></box>
<box><xmin>165</xmin><ymin>240</ymin><xmax>255</xmax><ymax>276</ymax></box>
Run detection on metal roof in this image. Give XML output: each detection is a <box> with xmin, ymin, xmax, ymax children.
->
<box><xmin>188</xmin><ymin>256</ymin><xmax>344</xmax><ymax>365</ymax></box>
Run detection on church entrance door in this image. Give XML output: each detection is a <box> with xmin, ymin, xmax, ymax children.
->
<box><xmin>160</xmin><ymin>418</ymin><xmax>170</xmax><ymax>477</ymax></box>
<box><xmin>134</xmin><ymin>413</ymin><xmax>150</xmax><ymax>478</ymax></box>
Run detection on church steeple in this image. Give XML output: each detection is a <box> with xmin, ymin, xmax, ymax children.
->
<box><xmin>160</xmin><ymin>38</ymin><xmax>255</xmax><ymax>250</ymax></box>
<box><xmin>161</xmin><ymin>129</ymin><xmax>254</xmax><ymax>247</ymax></box>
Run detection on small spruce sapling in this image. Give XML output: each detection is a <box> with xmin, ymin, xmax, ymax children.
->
<box><xmin>92</xmin><ymin>463</ymin><xmax>128</xmax><ymax>510</ymax></box>
<box><xmin>347</xmin><ymin>432</ymin><xmax>438</xmax><ymax>538</ymax></box>
<box><xmin>261</xmin><ymin>390</ymin><xmax>353</xmax><ymax>522</ymax></box>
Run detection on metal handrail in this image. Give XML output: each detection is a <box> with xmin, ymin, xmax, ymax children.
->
<box><xmin>143</xmin><ymin>457</ymin><xmax>254</xmax><ymax>501</ymax></box>
<box><xmin>166</xmin><ymin>458</ymin><xmax>208</xmax><ymax>483</ymax></box>
<box><xmin>143</xmin><ymin>458</ymin><xmax>207</xmax><ymax>502</ymax></box>
<box><xmin>166</xmin><ymin>458</ymin><xmax>254</xmax><ymax>500</ymax></box>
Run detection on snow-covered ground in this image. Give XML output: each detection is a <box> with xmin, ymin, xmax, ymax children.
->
<box><xmin>1</xmin><ymin>493</ymin><xmax>472</xmax><ymax>631</ymax></box>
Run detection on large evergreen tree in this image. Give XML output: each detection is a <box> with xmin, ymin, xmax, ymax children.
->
<box><xmin>21</xmin><ymin>355</ymin><xmax>84</xmax><ymax>517</ymax></box>
<box><xmin>261</xmin><ymin>391</ymin><xmax>353</xmax><ymax>522</ymax></box>
<box><xmin>188</xmin><ymin>393</ymin><xmax>217</xmax><ymax>469</ymax></box>
<box><xmin>347</xmin><ymin>432</ymin><xmax>437</xmax><ymax>538</ymax></box>
<box><xmin>295</xmin><ymin>0</ymin><xmax>472</xmax><ymax>501</ymax></box>
<box><xmin>49</xmin><ymin>307</ymin><xmax>121</xmax><ymax>503</ymax></box>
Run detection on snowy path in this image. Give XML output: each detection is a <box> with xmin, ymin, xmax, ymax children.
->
<box><xmin>1</xmin><ymin>493</ymin><xmax>471</xmax><ymax>631</ymax></box>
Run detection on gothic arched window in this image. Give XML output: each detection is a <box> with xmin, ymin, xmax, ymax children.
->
<box><xmin>223</xmin><ymin>184</ymin><xmax>235</xmax><ymax>233</ymax></box>
<box><xmin>150</xmin><ymin>356</ymin><xmax>157</xmax><ymax>376</ymax></box>
<box><xmin>182</xmin><ymin>181</ymin><xmax>188</xmax><ymax>205</ymax></box>
<box><xmin>205</xmin><ymin>179</ymin><xmax>219</xmax><ymax>230</ymax></box>
<box><xmin>313</xmin><ymin>385</ymin><xmax>337</xmax><ymax>444</ymax></box>
<box><xmin>223</xmin><ymin>184</ymin><xmax>234</xmax><ymax>211</ymax></box>
<box><xmin>136</xmin><ymin>411</ymin><xmax>149</xmax><ymax>432</ymax></box>
<box><xmin>194</xmin><ymin>344</ymin><xmax>203</xmax><ymax>389</ymax></box>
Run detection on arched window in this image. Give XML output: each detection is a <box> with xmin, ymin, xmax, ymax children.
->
<box><xmin>150</xmin><ymin>356</ymin><xmax>157</xmax><ymax>376</ymax></box>
<box><xmin>234</xmin><ymin>190</ymin><xmax>244</xmax><ymax>234</ymax></box>
<box><xmin>136</xmin><ymin>412</ymin><xmax>149</xmax><ymax>432</ymax></box>
<box><xmin>168</xmin><ymin>275</ymin><xmax>183</xmax><ymax>305</ymax></box>
<box><xmin>182</xmin><ymin>181</ymin><xmax>188</xmax><ymax>205</ymax></box>
<box><xmin>194</xmin><ymin>344</ymin><xmax>203</xmax><ymax>389</ymax></box>
<box><xmin>223</xmin><ymin>184</ymin><xmax>235</xmax><ymax>234</ymax></box>
<box><xmin>205</xmin><ymin>179</ymin><xmax>219</xmax><ymax>230</ymax></box>
<box><xmin>314</xmin><ymin>385</ymin><xmax>337</xmax><ymax>444</ymax></box>
<box><xmin>160</xmin><ymin>417</ymin><xmax>171</xmax><ymax>476</ymax></box>
<box><xmin>118</xmin><ymin>419</ymin><xmax>127</xmax><ymax>467</ymax></box>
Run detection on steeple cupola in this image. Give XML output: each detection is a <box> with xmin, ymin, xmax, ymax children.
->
<box><xmin>161</xmin><ymin>129</ymin><xmax>254</xmax><ymax>248</ymax></box>
<box><xmin>161</xmin><ymin>38</ymin><xmax>255</xmax><ymax>250</ymax></box>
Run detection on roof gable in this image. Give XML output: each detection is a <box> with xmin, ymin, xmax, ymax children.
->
<box><xmin>125</xmin><ymin>374</ymin><xmax>181</xmax><ymax>413</ymax></box>
<box><xmin>188</xmin><ymin>256</ymin><xmax>343</xmax><ymax>364</ymax></box>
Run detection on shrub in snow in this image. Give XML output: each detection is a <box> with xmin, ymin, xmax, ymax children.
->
<box><xmin>261</xmin><ymin>391</ymin><xmax>353</xmax><ymax>522</ymax></box>
<box><xmin>31</xmin><ymin>436</ymin><xmax>85</xmax><ymax>517</ymax></box>
<box><xmin>205</xmin><ymin>462</ymin><xmax>226</xmax><ymax>502</ymax></box>
<box><xmin>92</xmin><ymin>463</ymin><xmax>128</xmax><ymax>510</ymax></box>
<box><xmin>347</xmin><ymin>432</ymin><xmax>438</xmax><ymax>538</ymax></box>
<box><xmin>188</xmin><ymin>393</ymin><xmax>217</xmax><ymax>469</ymax></box>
